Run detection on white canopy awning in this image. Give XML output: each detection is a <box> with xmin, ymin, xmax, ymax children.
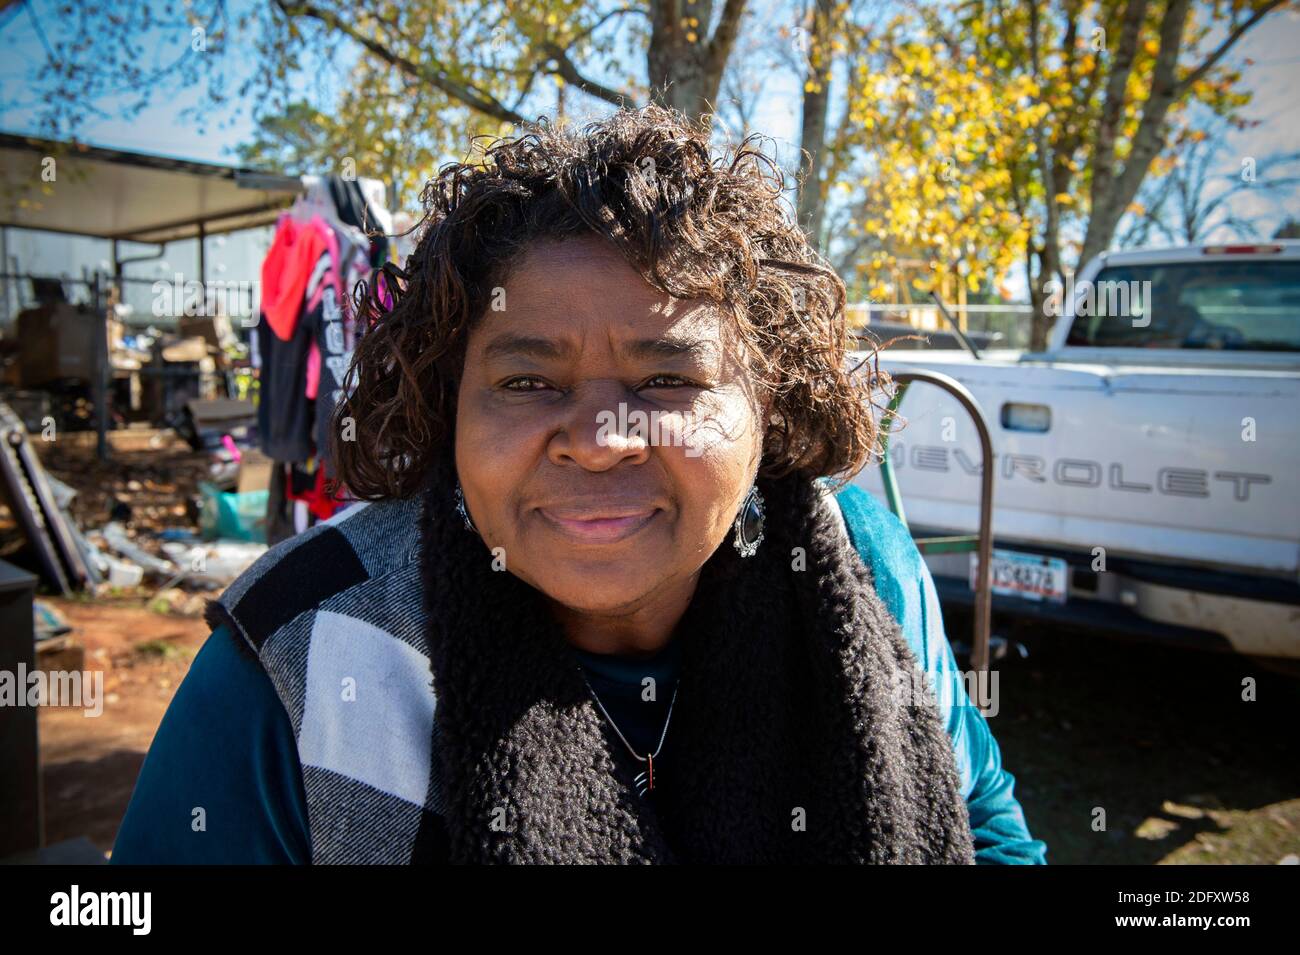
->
<box><xmin>0</xmin><ymin>132</ymin><xmax>303</xmax><ymax>243</ymax></box>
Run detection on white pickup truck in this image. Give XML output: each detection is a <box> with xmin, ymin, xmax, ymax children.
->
<box><xmin>853</xmin><ymin>242</ymin><xmax>1300</xmax><ymax>664</ymax></box>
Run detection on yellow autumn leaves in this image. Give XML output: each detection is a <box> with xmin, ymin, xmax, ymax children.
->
<box><xmin>846</xmin><ymin>29</ymin><xmax>1043</xmax><ymax>298</ymax></box>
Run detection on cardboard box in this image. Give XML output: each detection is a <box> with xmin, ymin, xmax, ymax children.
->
<box><xmin>237</xmin><ymin>447</ymin><xmax>273</xmax><ymax>494</ymax></box>
<box><xmin>16</xmin><ymin>304</ymin><xmax>98</xmax><ymax>386</ymax></box>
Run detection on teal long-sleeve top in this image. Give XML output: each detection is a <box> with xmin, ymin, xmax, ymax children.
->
<box><xmin>111</xmin><ymin>485</ymin><xmax>1047</xmax><ymax>865</ymax></box>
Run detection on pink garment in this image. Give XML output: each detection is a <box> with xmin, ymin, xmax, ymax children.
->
<box><xmin>301</xmin><ymin>217</ymin><xmax>371</xmax><ymax>400</ymax></box>
<box><xmin>303</xmin><ymin>218</ymin><xmax>344</xmax><ymax>399</ymax></box>
<box><xmin>260</xmin><ymin>215</ymin><xmax>327</xmax><ymax>341</ymax></box>
<box><xmin>306</xmin><ymin>339</ymin><xmax>321</xmax><ymax>400</ymax></box>
<box><xmin>305</xmin><ymin>217</ymin><xmax>343</xmax><ymax>314</ymax></box>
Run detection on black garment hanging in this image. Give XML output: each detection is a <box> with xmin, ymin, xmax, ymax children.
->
<box><xmin>265</xmin><ymin>461</ymin><xmax>321</xmax><ymax>546</ymax></box>
<box><xmin>255</xmin><ymin>308</ymin><xmax>316</xmax><ymax>463</ymax></box>
<box><xmin>326</xmin><ymin>176</ymin><xmax>390</xmax><ymax>268</ymax></box>
<box><xmin>304</xmin><ymin>244</ymin><xmax>359</xmax><ymax>472</ymax></box>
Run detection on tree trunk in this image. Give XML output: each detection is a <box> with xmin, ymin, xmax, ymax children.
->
<box><xmin>1027</xmin><ymin>271</ymin><xmax>1055</xmax><ymax>352</ymax></box>
<box><xmin>1083</xmin><ymin>0</ymin><xmax>1191</xmax><ymax>264</ymax></box>
<box><xmin>646</xmin><ymin>0</ymin><xmax>748</xmax><ymax>122</ymax></box>
<box><xmin>1023</xmin><ymin>241</ymin><xmax>1057</xmax><ymax>352</ymax></box>
<box><xmin>796</xmin><ymin>0</ymin><xmax>834</xmax><ymax>250</ymax></box>
<box><xmin>1027</xmin><ymin>0</ymin><xmax>1065</xmax><ymax>332</ymax></box>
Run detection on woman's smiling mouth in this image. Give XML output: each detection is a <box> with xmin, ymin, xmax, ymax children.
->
<box><xmin>536</xmin><ymin>505</ymin><xmax>661</xmax><ymax>544</ymax></box>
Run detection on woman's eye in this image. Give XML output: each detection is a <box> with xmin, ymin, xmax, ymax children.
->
<box><xmin>501</xmin><ymin>376</ymin><xmax>552</xmax><ymax>391</ymax></box>
<box><xmin>641</xmin><ymin>374</ymin><xmax>694</xmax><ymax>389</ymax></box>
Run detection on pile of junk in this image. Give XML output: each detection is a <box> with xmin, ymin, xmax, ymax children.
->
<box><xmin>0</xmin><ymin>172</ymin><xmax>396</xmax><ymax>618</ymax></box>
<box><xmin>0</xmin><ymin>290</ymin><xmax>273</xmax><ymax>622</ymax></box>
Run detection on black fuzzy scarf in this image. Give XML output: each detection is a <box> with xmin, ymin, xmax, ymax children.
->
<box><xmin>418</xmin><ymin>453</ymin><xmax>975</xmax><ymax>864</ymax></box>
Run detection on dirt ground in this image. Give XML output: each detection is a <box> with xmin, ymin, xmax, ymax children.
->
<box><xmin>970</xmin><ymin>629</ymin><xmax>1300</xmax><ymax>864</ymax></box>
<box><xmin>37</xmin><ymin>597</ymin><xmax>211</xmax><ymax>855</ymax></box>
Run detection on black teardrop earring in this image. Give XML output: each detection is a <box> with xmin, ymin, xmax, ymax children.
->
<box><xmin>453</xmin><ymin>482</ymin><xmax>477</xmax><ymax>534</ymax></box>
<box><xmin>732</xmin><ymin>484</ymin><xmax>765</xmax><ymax>557</ymax></box>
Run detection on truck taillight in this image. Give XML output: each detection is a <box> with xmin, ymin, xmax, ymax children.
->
<box><xmin>1202</xmin><ymin>243</ymin><xmax>1283</xmax><ymax>255</ymax></box>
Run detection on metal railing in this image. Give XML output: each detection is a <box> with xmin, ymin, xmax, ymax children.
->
<box><xmin>878</xmin><ymin>369</ymin><xmax>996</xmax><ymax>711</ymax></box>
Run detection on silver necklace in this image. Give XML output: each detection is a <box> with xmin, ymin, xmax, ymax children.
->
<box><xmin>581</xmin><ymin>673</ymin><xmax>680</xmax><ymax>796</ymax></box>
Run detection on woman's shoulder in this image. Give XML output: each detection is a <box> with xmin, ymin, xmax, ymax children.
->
<box><xmin>253</xmin><ymin>495</ymin><xmax>425</xmax><ymax>582</ymax></box>
<box><xmin>829</xmin><ymin>481</ymin><xmax>929</xmax><ymax>647</ymax></box>
<box><xmin>111</xmin><ymin>623</ymin><xmax>311</xmax><ymax>863</ymax></box>
<box><xmin>204</xmin><ymin>495</ymin><xmax>426</xmax><ymax>655</ymax></box>
<box><xmin>830</xmin><ymin>482</ymin><xmax>923</xmax><ymax>578</ymax></box>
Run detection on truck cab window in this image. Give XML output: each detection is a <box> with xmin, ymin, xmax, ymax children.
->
<box><xmin>1065</xmin><ymin>261</ymin><xmax>1300</xmax><ymax>351</ymax></box>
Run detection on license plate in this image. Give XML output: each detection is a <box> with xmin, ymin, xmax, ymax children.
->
<box><xmin>970</xmin><ymin>549</ymin><xmax>1068</xmax><ymax>603</ymax></box>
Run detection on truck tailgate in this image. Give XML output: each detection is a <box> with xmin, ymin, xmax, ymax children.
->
<box><xmin>853</xmin><ymin>355</ymin><xmax>1300</xmax><ymax>575</ymax></box>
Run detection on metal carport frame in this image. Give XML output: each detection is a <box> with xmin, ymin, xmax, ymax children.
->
<box><xmin>0</xmin><ymin>131</ymin><xmax>305</xmax><ymax>459</ymax></box>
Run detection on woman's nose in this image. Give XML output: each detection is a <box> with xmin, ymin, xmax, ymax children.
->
<box><xmin>546</xmin><ymin>382</ymin><xmax>652</xmax><ymax>471</ymax></box>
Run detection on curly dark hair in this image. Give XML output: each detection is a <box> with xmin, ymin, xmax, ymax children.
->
<box><xmin>331</xmin><ymin>105</ymin><xmax>886</xmax><ymax>500</ymax></box>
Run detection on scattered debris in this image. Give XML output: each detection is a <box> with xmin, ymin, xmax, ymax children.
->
<box><xmin>156</xmin><ymin>539</ymin><xmax>267</xmax><ymax>588</ymax></box>
<box><xmin>33</xmin><ymin>599</ymin><xmax>72</xmax><ymax>641</ymax></box>
<box><xmin>0</xmin><ymin>420</ymin><xmax>269</xmax><ymax>606</ymax></box>
<box><xmin>101</xmin><ymin>521</ymin><xmax>176</xmax><ymax>578</ymax></box>
<box><xmin>101</xmin><ymin>556</ymin><xmax>143</xmax><ymax>589</ymax></box>
<box><xmin>0</xmin><ymin>401</ymin><xmax>95</xmax><ymax>591</ymax></box>
<box><xmin>198</xmin><ymin>481</ymin><xmax>267</xmax><ymax>543</ymax></box>
<box><xmin>1161</xmin><ymin>800</ymin><xmax>1207</xmax><ymax>821</ymax></box>
<box><xmin>182</xmin><ymin>398</ymin><xmax>256</xmax><ymax>453</ymax></box>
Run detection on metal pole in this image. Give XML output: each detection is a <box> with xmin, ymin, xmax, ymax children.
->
<box><xmin>93</xmin><ymin>272</ymin><xmax>109</xmax><ymax>462</ymax></box>
<box><xmin>0</xmin><ymin>226</ymin><xmax>9</xmax><ymax>329</ymax></box>
<box><xmin>888</xmin><ymin>369</ymin><xmax>996</xmax><ymax>703</ymax></box>
<box><xmin>929</xmin><ymin>291</ymin><xmax>982</xmax><ymax>360</ymax></box>
<box><xmin>877</xmin><ymin>382</ymin><xmax>910</xmax><ymax>528</ymax></box>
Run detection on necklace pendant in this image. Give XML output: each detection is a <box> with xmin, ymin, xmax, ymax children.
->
<box><xmin>633</xmin><ymin>754</ymin><xmax>656</xmax><ymax>797</ymax></box>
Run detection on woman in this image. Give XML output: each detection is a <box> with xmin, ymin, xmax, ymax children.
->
<box><xmin>113</xmin><ymin>107</ymin><xmax>1045</xmax><ymax>865</ymax></box>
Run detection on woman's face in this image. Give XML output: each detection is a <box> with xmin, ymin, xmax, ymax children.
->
<box><xmin>455</xmin><ymin>236</ymin><xmax>765</xmax><ymax>617</ymax></box>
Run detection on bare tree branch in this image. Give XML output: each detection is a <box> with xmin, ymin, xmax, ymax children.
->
<box><xmin>1084</xmin><ymin>0</ymin><xmax>1283</xmax><ymax>261</ymax></box>
<box><xmin>274</xmin><ymin>0</ymin><xmax>528</xmax><ymax>124</ymax></box>
<box><xmin>541</xmin><ymin>41</ymin><xmax>635</xmax><ymax>107</ymax></box>
<box><xmin>1175</xmin><ymin>0</ymin><xmax>1286</xmax><ymax>96</ymax></box>
<box><xmin>708</xmin><ymin>0</ymin><xmax>749</xmax><ymax>74</ymax></box>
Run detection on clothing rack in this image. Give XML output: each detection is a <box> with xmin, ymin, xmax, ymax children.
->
<box><xmin>256</xmin><ymin>174</ymin><xmax>394</xmax><ymax>542</ymax></box>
